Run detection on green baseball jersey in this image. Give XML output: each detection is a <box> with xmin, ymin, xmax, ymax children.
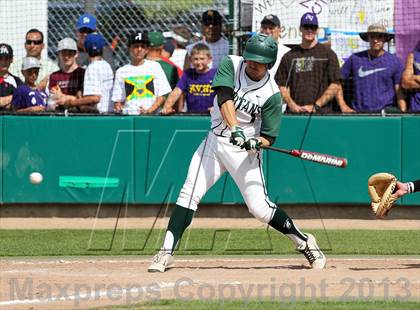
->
<box><xmin>211</xmin><ymin>55</ymin><xmax>282</xmax><ymax>138</ymax></box>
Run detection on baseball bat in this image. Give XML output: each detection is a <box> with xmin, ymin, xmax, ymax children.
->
<box><xmin>261</xmin><ymin>145</ymin><xmax>348</xmax><ymax>168</ymax></box>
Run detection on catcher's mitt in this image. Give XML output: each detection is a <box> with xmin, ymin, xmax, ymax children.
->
<box><xmin>368</xmin><ymin>172</ymin><xmax>398</xmax><ymax>219</ymax></box>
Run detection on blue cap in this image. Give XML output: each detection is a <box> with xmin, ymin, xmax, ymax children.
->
<box><xmin>300</xmin><ymin>12</ymin><xmax>318</xmax><ymax>27</ymax></box>
<box><xmin>84</xmin><ymin>33</ymin><xmax>105</xmax><ymax>51</ymax></box>
<box><xmin>77</xmin><ymin>13</ymin><xmax>97</xmax><ymax>30</ymax></box>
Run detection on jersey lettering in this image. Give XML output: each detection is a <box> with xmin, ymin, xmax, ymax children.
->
<box><xmin>233</xmin><ymin>91</ymin><xmax>262</xmax><ymax>119</ymax></box>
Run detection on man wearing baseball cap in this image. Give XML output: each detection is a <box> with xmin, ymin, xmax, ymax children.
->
<box><xmin>340</xmin><ymin>23</ymin><xmax>406</xmax><ymax>112</ymax></box>
<box><xmin>185</xmin><ymin>10</ymin><xmax>229</xmax><ymax>69</ymax></box>
<box><xmin>75</xmin><ymin>13</ymin><xmax>115</xmax><ymax>71</ymax></box>
<box><xmin>260</xmin><ymin>14</ymin><xmax>290</xmax><ymax>74</ymax></box>
<box><xmin>0</xmin><ymin>43</ymin><xmax>23</xmax><ymax>110</ymax></box>
<box><xmin>56</xmin><ymin>33</ymin><xmax>114</xmax><ymax>113</ymax></box>
<box><xmin>11</xmin><ymin>57</ymin><xmax>47</xmax><ymax>112</ymax></box>
<box><xmin>146</xmin><ymin>31</ymin><xmax>182</xmax><ymax>90</ymax></box>
<box><xmin>112</xmin><ymin>32</ymin><xmax>171</xmax><ymax>115</ymax></box>
<box><xmin>276</xmin><ymin>12</ymin><xmax>352</xmax><ymax>113</ymax></box>
<box><xmin>48</xmin><ymin>38</ymin><xmax>85</xmax><ymax>112</ymax></box>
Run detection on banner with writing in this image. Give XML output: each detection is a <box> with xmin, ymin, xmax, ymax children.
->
<box><xmin>252</xmin><ymin>0</ymin><xmax>329</xmax><ymax>44</ymax></box>
<box><xmin>329</xmin><ymin>0</ymin><xmax>394</xmax><ymax>32</ymax></box>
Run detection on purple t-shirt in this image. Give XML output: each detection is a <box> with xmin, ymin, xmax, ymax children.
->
<box><xmin>12</xmin><ymin>85</ymin><xmax>47</xmax><ymax>110</ymax></box>
<box><xmin>177</xmin><ymin>68</ymin><xmax>217</xmax><ymax>113</ymax></box>
<box><xmin>409</xmin><ymin>49</ymin><xmax>420</xmax><ymax>112</ymax></box>
<box><xmin>341</xmin><ymin>51</ymin><xmax>403</xmax><ymax>112</ymax></box>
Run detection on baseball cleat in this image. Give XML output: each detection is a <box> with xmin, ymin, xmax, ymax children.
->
<box><xmin>297</xmin><ymin>233</ymin><xmax>326</xmax><ymax>269</ymax></box>
<box><xmin>148</xmin><ymin>250</ymin><xmax>175</xmax><ymax>273</ymax></box>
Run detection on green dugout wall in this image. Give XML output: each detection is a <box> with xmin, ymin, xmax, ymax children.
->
<box><xmin>1</xmin><ymin>115</ymin><xmax>419</xmax><ymax>205</ymax></box>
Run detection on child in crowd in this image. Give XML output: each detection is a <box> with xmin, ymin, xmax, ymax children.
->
<box><xmin>162</xmin><ymin>43</ymin><xmax>216</xmax><ymax>114</ymax></box>
<box><xmin>0</xmin><ymin>43</ymin><xmax>22</xmax><ymax>110</ymax></box>
<box><xmin>11</xmin><ymin>57</ymin><xmax>47</xmax><ymax>112</ymax></box>
<box><xmin>112</xmin><ymin>32</ymin><xmax>171</xmax><ymax>115</ymax></box>
<box><xmin>55</xmin><ymin>33</ymin><xmax>114</xmax><ymax>113</ymax></box>
<box><xmin>48</xmin><ymin>38</ymin><xmax>85</xmax><ymax>112</ymax></box>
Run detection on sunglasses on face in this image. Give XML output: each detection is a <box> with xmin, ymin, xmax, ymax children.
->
<box><xmin>78</xmin><ymin>27</ymin><xmax>94</xmax><ymax>34</ymax></box>
<box><xmin>368</xmin><ymin>34</ymin><xmax>387</xmax><ymax>40</ymax></box>
<box><xmin>302</xmin><ymin>25</ymin><xmax>318</xmax><ymax>31</ymax></box>
<box><xmin>203</xmin><ymin>22</ymin><xmax>221</xmax><ymax>27</ymax></box>
<box><xmin>25</xmin><ymin>39</ymin><xmax>43</xmax><ymax>45</ymax></box>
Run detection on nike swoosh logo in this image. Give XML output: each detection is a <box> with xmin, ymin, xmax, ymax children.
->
<box><xmin>358</xmin><ymin>67</ymin><xmax>387</xmax><ymax>77</ymax></box>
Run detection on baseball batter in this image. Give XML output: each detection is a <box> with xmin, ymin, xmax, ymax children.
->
<box><xmin>149</xmin><ymin>34</ymin><xmax>326</xmax><ymax>273</ymax></box>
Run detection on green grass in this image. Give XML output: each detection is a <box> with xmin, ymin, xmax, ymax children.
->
<box><xmin>0</xmin><ymin>229</ymin><xmax>419</xmax><ymax>257</ymax></box>
<box><xmin>92</xmin><ymin>300</ymin><xmax>420</xmax><ymax>310</ymax></box>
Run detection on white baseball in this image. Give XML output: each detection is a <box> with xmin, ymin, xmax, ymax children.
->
<box><xmin>29</xmin><ymin>172</ymin><xmax>43</xmax><ymax>184</ymax></box>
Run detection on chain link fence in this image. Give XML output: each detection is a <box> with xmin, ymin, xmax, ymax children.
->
<box><xmin>47</xmin><ymin>0</ymin><xmax>239</xmax><ymax>68</ymax></box>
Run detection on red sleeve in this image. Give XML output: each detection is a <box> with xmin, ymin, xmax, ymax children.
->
<box><xmin>48</xmin><ymin>73</ymin><xmax>57</xmax><ymax>91</ymax></box>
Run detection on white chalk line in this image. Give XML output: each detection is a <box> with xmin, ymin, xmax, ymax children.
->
<box><xmin>1</xmin><ymin>257</ymin><xmax>419</xmax><ymax>266</ymax></box>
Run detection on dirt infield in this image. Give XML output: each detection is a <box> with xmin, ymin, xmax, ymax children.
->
<box><xmin>1</xmin><ymin>218</ymin><xmax>419</xmax><ymax>309</ymax></box>
<box><xmin>1</xmin><ymin>217</ymin><xmax>419</xmax><ymax>230</ymax></box>
<box><xmin>1</xmin><ymin>256</ymin><xmax>419</xmax><ymax>309</ymax></box>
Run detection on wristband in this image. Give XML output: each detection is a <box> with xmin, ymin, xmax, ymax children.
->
<box><xmin>314</xmin><ymin>103</ymin><xmax>321</xmax><ymax>112</ymax></box>
<box><xmin>406</xmin><ymin>182</ymin><xmax>414</xmax><ymax>193</ymax></box>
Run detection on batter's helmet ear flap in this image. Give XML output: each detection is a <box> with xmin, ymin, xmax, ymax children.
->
<box><xmin>243</xmin><ymin>33</ymin><xmax>277</xmax><ymax>69</ymax></box>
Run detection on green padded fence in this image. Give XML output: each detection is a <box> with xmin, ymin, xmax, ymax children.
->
<box><xmin>0</xmin><ymin>115</ymin><xmax>418</xmax><ymax>205</ymax></box>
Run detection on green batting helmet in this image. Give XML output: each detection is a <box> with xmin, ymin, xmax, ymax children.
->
<box><xmin>243</xmin><ymin>34</ymin><xmax>277</xmax><ymax>69</ymax></box>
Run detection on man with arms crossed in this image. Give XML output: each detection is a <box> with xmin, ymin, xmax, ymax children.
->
<box><xmin>148</xmin><ymin>34</ymin><xmax>326</xmax><ymax>273</ymax></box>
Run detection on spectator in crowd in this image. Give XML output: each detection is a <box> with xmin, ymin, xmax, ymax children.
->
<box><xmin>168</xmin><ymin>26</ymin><xmax>191</xmax><ymax>69</ymax></box>
<box><xmin>11</xmin><ymin>57</ymin><xmax>47</xmax><ymax>112</ymax></box>
<box><xmin>75</xmin><ymin>13</ymin><xmax>115</xmax><ymax>71</ymax></box>
<box><xmin>48</xmin><ymin>38</ymin><xmax>85</xmax><ymax>112</ymax></box>
<box><xmin>112</xmin><ymin>32</ymin><xmax>171</xmax><ymax>115</ymax></box>
<box><xmin>162</xmin><ymin>39</ymin><xmax>175</xmax><ymax>60</ymax></box>
<box><xmin>340</xmin><ymin>23</ymin><xmax>406</xmax><ymax>113</ymax></box>
<box><xmin>184</xmin><ymin>10</ymin><xmax>229</xmax><ymax>70</ymax></box>
<box><xmin>259</xmin><ymin>14</ymin><xmax>290</xmax><ymax>74</ymax></box>
<box><xmin>56</xmin><ymin>34</ymin><xmax>113</xmax><ymax>113</ymax></box>
<box><xmin>401</xmin><ymin>39</ymin><xmax>420</xmax><ymax>112</ymax></box>
<box><xmin>276</xmin><ymin>13</ymin><xmax>352</xmax><ymax>113</ymax></box>
<box><xmin>9</xmin><ymin>29</ymin><xmax>59</xmax><ymax>90</ymax></box>
<box><xmin>0</xmin><ymin>43</ymin><xmax>22</xmax><ymax>110</ymax></box>
<box><xmin>162</xmin><ymin>43</ymin><xmax>216</xmax><ymax>114</ymax></box>
<box><xmin>146</xmin><ymin>31</ymin><xmax>182</xmax><ymax>90</ymax></box>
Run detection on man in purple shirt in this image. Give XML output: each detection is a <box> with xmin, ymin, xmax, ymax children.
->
<box><xmin>341</xmin><ymin>23</ymin><xmax>406</xmax><ymax>113</ymax></box>
<box><xmin>401</xmin><ymin>39</ymin><xmax>420</xmax><ymax>112</ymax></box>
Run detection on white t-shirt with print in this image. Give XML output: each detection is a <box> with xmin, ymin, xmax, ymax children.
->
<box><xmin>112</xmin><ymin>60</ymin><xmax>171</xmax><ymax>115</ymax></box>
<box><xmin>83</xmin><ymin>59</ymin><xmax>114</xmax><ymax>113</ymax></box>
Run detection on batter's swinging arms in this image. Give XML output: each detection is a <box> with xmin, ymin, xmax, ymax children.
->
<box><xmin>148</xmin><ymin>34</ymin><xmax>326</xmax><ymax>272</ymax></box>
